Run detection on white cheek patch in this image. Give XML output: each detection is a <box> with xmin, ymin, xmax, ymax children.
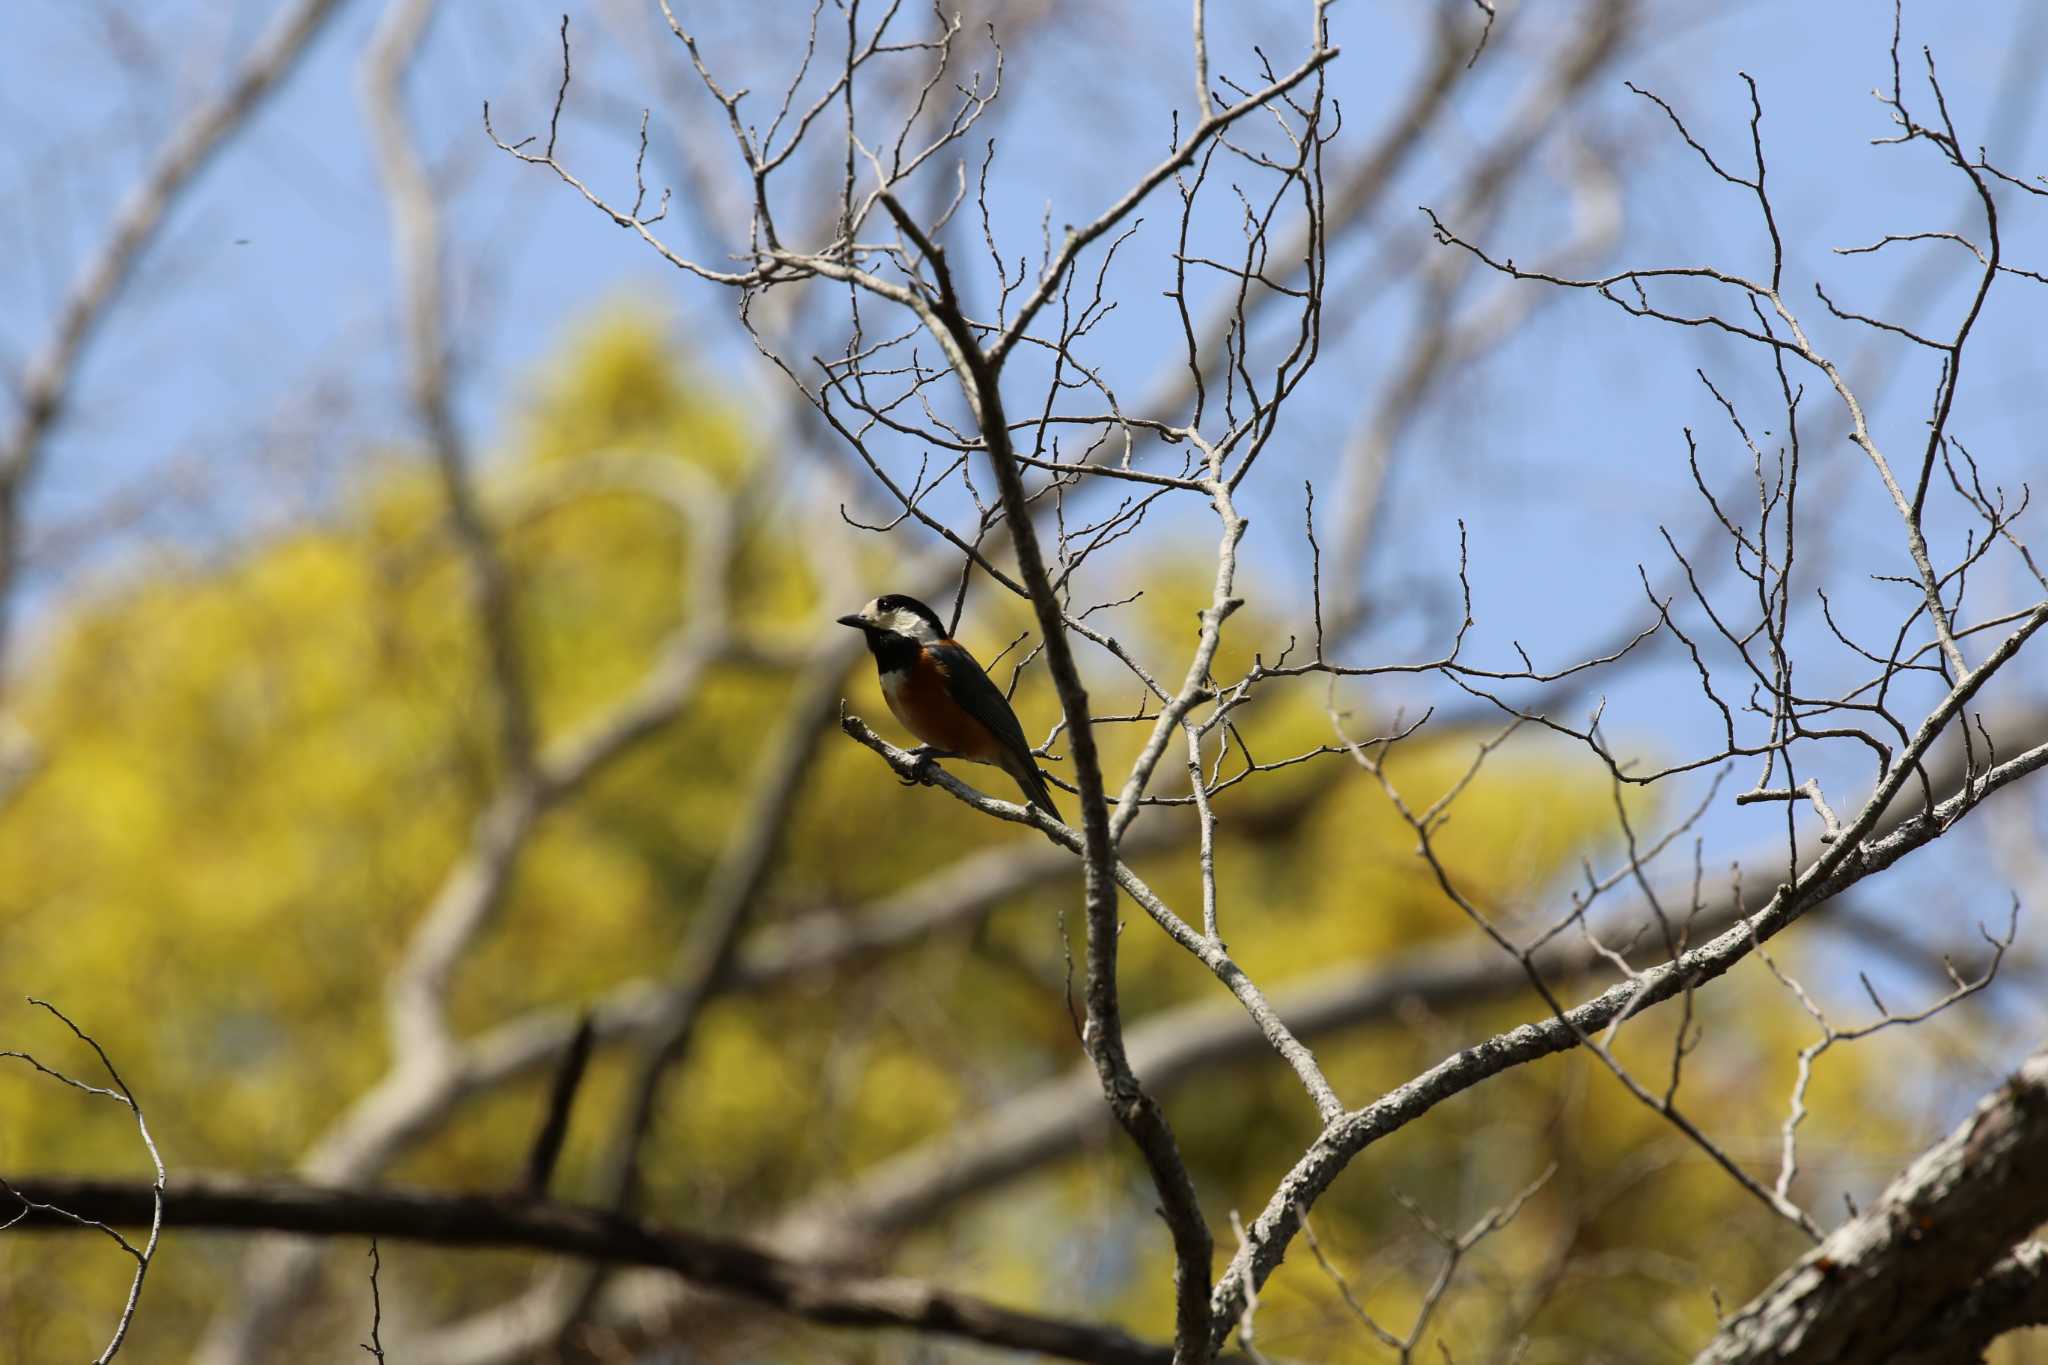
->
<box><xmin>886</xmin><ymin>608</ymin><xmax>939</xmax><ymax>642</ymax></box>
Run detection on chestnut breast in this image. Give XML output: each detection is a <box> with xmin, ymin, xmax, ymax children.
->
<box><xmin>880</xmin><ymin>648</ymin><xmax>1007</xmax><ymax>764</ymax></box>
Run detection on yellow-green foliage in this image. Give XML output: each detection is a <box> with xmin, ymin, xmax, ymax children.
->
<box><xmin>0</xmin><ymin>312</ymin><xmax>1926</xmax><ymax>1362</ymax></box>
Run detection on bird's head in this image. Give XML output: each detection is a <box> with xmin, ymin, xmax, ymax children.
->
<box><xmin>836</xmin><ymin>594</ymin><xmax>944</xmax><ymax>643</ymax></box>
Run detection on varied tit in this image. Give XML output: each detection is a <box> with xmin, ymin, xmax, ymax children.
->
<box><xmin>837</xmin><ymin>594</ymin><xmax>1064</xmax><ymax>823</ymax></box>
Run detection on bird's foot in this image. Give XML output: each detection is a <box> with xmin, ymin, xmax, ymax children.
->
<box><xmin>900</xmin><ymin>745</ymin><xmax>951</xmax><ymax>786</ymax></box>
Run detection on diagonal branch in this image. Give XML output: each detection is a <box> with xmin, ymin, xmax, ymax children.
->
<box><xmin>1693</xmin><ymin>1043</ymin><xmax>2048</xmax><ymax>1365</ymax></box>
<box><xmin>813</xmin><ymin>710</ymin><xmax>2048</xmax><ymax>1258</ymax></box>
<box><xmin>990</xmin><ymin>38</ymin><xmax>1340</xmax><ymax>365</ymax></box>
<box><xmin>1207</xmin><ymin>627</ymin><xmax>2048</xmax><ymax>1351</ymax></box>
<box><xmin>0</xmin><ymin>0</ymin><xmax>346</xmax><ymax>683</ymax></box>
<box><xmin>196</xmin><ymin>439</ymin><xmax>745</xmax><ymax>1365</ymax></box>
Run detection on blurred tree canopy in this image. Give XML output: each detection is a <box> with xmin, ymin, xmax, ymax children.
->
<box><xmin>0</xmin><ymin>315</ymin><xmax>1932</xmax><ymax>1362</ymax></box>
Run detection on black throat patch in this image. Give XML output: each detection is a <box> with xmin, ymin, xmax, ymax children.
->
<box><xmin>865</xmin><ymin>630</ymin><xmax>919</xmax><ymax>675</ymax></box>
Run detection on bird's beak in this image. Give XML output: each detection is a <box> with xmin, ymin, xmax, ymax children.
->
<box><xmin>835</xmin><ymin>613</ymin><xmax>869</xmax><ymax>630</ymax></box>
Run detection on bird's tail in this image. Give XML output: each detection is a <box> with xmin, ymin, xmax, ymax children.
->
<box><xmin>1002</xmin><ymin>752</ymin><xmax>1063</xmax><ymax>824</ymax></box>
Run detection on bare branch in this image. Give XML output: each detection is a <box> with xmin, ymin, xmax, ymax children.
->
<box><xmin>2</xmin><ymin>999</ymin><xmax>164</xmax><ymax>1363</ymax></box>
<box><xmin>363</xmin><ymin>0</ymin><xmax>537</xmax><ymax>772</ymax></box>
<box><xmin>1695</xmin><ymin>1043</ymin><xmax>2048</xmax><ymax>1364</ymax></box>
<box><xmin>360</xmin><ymin>1242</ymin><xmax>386</xmax><ymax>1364</ymax></box>
<box><xmin>1210</xmin><ymin>689</ymin><xmax>2048</xmax><ymax>1349</ymax></box>
<box><xmin>0</xmin><ymin>0</ymin><xmax>346</xmax><ymax>681</ymax></box>
<box><xmin>6</xmin><ymin>1173</ymin><xmax>1178</xmax><ymax>1365</ymax></box>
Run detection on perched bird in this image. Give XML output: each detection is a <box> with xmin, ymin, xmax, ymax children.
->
<box><xmin>837</xmin><ymin>594</ymin><xmax>1063</xmax><ymax>823</ymax></box>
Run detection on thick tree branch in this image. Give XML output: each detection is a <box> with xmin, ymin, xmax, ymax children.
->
<box><xmin>2</xmin><ymin>1174</ymin><xmax>1176</xmax><ymax>1365</ymax></box>
<box><xmin>1208</xmin><ymin>673</ymin><xmax>2048</xmax><ymax>1351</ymax></box>
<box><xmin>1694</xmin><ymin>1045</ymin><xmax>2048</xmax><ymax>1364</ymax></box>
<box><xmin>1886</xmin><ymin>1241</ymin><xmax>2048</xmax><ymax>1363</ymax></box>
<box><xmin>197</xmin><ymin>406</ymin><xmax>747</xmax><ymax>1365</ymax></box>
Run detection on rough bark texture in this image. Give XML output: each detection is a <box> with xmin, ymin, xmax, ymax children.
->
<box><xmin>1695</xmin><ymin>1045</ymin><xmax>2048</xmax><ymax>1364</ymax></box>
